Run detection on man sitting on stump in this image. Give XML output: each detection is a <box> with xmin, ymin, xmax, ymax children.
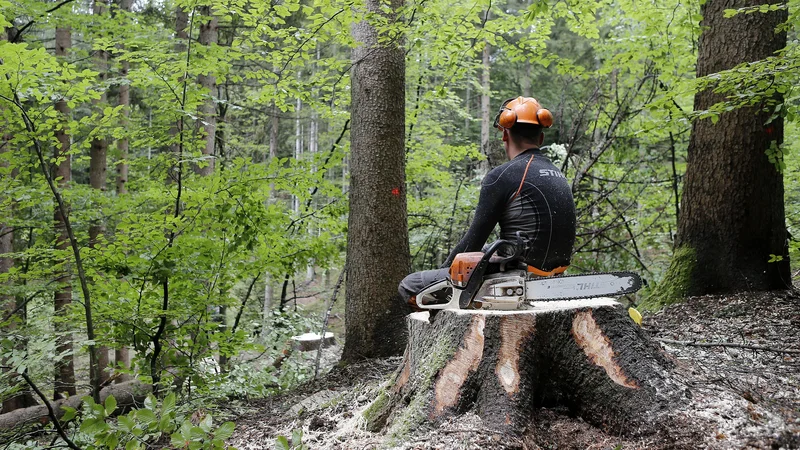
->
<box><xmin>398</xmin><ymin>96</ymin><xmax>577</xmax><ymax>309</ymax></box>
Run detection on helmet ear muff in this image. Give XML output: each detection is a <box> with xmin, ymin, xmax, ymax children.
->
<box><xmin>498</xmin><ymin>109</ymin><xmax>517</xmax><ymax>129</ymax></box>
<box><xmin>536</xmin><ymin>108</ymin><xmax>553</xmax><ymax>128</ymax></box>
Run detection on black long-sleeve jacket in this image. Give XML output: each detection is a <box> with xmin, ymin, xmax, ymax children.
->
<box><xmin>442</xmin><ymin>148</ymin><xmax>576</xmax><ymax>271</ymax></box>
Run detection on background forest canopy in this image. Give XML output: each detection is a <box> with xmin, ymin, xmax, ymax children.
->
<box><xmin>0</xmin><ymin>0</ymin><xmax>799</xmax><ymax>440</ymax></box>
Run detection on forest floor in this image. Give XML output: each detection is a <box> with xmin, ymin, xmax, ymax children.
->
<box><xmin>227</xmin><ymin>290</ymin><xmax>800</xmax><ymax>449</ymax></box>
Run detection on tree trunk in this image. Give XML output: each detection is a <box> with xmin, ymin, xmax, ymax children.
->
<box><xmin>343</xmin><ymin>0</ymin><xmax>410</xmax><ymax>361</ymax></box>
<box><xmin>90</xmin><ymin>0</ymin><xmax>111</xmax><ymax>386</ymax></box>
<box><xmin>306</xmin><ymin>109</ymin><xmax>317</xmax><ymax>282</ymax></box>
<box><xmin>1</xmin><ymin>140</ymin><xmax>38</xmax><ymax>413</ymax></box>
<box><xmin>113</xmin><ymin>0</ymin><xmax>133</xmax><ymax>383</ymax></box>
<box><xmin>293</xmin><ymin>97</ymin><xmax>302</xmax><ymax>214</ymax></box>
<box><xmin>269</xmin><ymin>101</ymin><xmax>279</xmax><ymax>164</ymax></box>
<box><xmin>653</xmin><ymin>0</ymin><xmax>790</xmax><ymax>302</ymax></box>
<box><xmin>196</xmin><ymin>6</ymin><xmax>217</xmax><ymax>176</ymax></box>
<box><xmin>115</xmin><ymin>0</ymin><xmax>132</xmax><ymax>196</ymax></box>
<box><xmin>168</xmin><ymin>6</ymin><xmax>189</xmax><ymax>183</ymax></box>
<box><xmin>364</xmin><ymin>300</ymin><xmax>683</xmax><ymax>437</ymax></box>
<box><xmin>479</xmin><ymin>40</ymin><xmax>491</xmax><ymax>174</ymax></box>
<box><xmin>53</xmin><ymin>25</ymin><xmax>76</xmax><ymax>400</ymax></box>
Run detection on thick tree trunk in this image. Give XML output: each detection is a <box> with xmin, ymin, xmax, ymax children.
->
<box><xmin>53</xmin><ymin>26</ymin><xmax>76</xmax><ymax>400</ymax></box>
<box><xmin>655</xmin><ymin>0</ymin><xmax>789</xmax><ymax>302</ymax></box>
<box><xmin>365</xmin><ymin>300</ymin><xmax>682</xmax><ymax>436</ymax></box>
<box><xmin>343</xmin><ymin>0</ymin><xmax>410</xmax><ymax>361</ymax></box>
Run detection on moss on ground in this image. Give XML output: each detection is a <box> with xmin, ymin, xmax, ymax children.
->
<box><xmin>643</xmin><ymin>245</ymin><xmax>696</xmax><ymax>310</ymax></box>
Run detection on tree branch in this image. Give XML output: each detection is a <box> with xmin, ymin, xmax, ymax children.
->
<box><xmin>19</xmin><ymin>373</ymin><xmax>82</xmax><ymax>450</ymax></box>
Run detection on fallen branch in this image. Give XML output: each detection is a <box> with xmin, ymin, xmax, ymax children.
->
<box><xmin>655</xmin><ymin>338</ymin><xmax>800</xmax><ymax>355</ymax></box>
<box><xmin>0</xmin><ymin>380</ymin><xmax>151</xmax><ymax>431</ymax></box>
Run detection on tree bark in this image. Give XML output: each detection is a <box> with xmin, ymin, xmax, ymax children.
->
<box><xmin>168</xmin><ymin>6</ymin><xmax>189</xmax><ymax>183</ymax></box>
<box><xmin>114</xmin><ymin>0</ymin><xmax>133</xmax><ymax>383</ymax></box>
<box><xmin>53</xmin><ymin>25</ymin><xmax>76</xmax><ymax>400</ymax></box>
<box><xmin>1</xmin><ymin>139</ymin><xmax>38</xmax><ymax>413</ymax></box>
<box><xmin>365</xmin><ymin>300</ymin><xmax>683</xmax><ymax>436</ymax></box>
<box><xmin>343</xmin><ymin>0</ymin><xmax>410</xmax><ymax>361</ymax></box>
<box><xmin>115</xmin><ymin>0</ymin><xmax>132</xmax><ymax>196</ymax></box>
<box><xmin>479</xmin><ymin>41</ymin><xmax>491</xmax><ymax>174</ymax></box>
<box><xmin>655</xmin><ymin>0</ymin><xmax>790</xmax><ymax>301</ymax></box>
<box><xmin>196</xmin><ymin>6</ymin><xmax>217</xmax><ymax>176</ymax></box>
<box><xmin>90</xmin><ymin>0</ymin><xmax>111</xmax><ymax>386</ymax></box>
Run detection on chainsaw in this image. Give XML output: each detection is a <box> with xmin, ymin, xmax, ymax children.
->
<box><xmin>415</xmin><ymin>233</ymin><xmax>642</xmax><ymax>311</ymax></box>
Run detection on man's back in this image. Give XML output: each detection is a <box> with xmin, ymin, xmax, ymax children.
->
<box><xmin>443</xmin><ymin>148</ymin><xmax>575</xmax><ymax>272</ymax></box>
<box><xmin>489</xmin><ymin>148</ymin><xmax>576</xmax><ymax>271</ymax></box>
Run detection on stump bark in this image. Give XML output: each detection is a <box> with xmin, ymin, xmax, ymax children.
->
<box><xmin>366</xmin><ymin>298</ymin><xmax>683</xmax><ymax>437</ymax></box>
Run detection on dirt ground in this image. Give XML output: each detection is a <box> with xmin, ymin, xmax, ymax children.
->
<box><xmin>228</xmin><ymin>290</ymin><xmax>800</xmax><ymax>449</ymax></box>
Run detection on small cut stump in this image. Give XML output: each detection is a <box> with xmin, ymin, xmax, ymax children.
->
<box><xmin>365</xmin><ymin>298</ymin><xmax>684</xmax><ymax>438</ymax></box>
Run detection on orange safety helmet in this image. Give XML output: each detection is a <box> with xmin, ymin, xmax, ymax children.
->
<box><xmin>493</xmin><ymin>96</ymin><xmax>554</xmax><ymax>130</ymax></box>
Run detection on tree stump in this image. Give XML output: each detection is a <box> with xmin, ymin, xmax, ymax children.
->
<box><xmin>365</xmin><ymin>298</ymin><xmax>684</xmax><ymax>438</ymax></box>
<box><xmin>291</xmin><ymin>332</ymin><xmax>336</xmax><ymax>352</ymax></box>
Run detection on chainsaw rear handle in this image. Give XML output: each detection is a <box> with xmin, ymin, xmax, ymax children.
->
<box><xmin>457</xmin><ymin>232</ymin><xmax>530</xmax><ymax>308</ymax></box>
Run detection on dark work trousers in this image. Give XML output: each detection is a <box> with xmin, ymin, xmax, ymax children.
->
<box><xmin>397</xmin><ymin>268</ymin><xmax>450</xmax><ymax>303</ymax></box>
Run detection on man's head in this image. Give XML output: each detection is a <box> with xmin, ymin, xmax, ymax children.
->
<box><xmin>493</xmin><ymin>96</ymin><xmax>553</xmax><ymax>159</ymax></box>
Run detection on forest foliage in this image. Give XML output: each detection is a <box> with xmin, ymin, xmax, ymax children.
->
<box><xmin>0</xmin><ymin>0</ymin><xmax>798</xmax><ymax>445</ymax></box>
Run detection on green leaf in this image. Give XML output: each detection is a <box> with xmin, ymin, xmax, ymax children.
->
<box><xmin>118</xmin><ymin>415</ymin><xmax>136</xmax><ymax>432</ymax></box>
<box><xmin>162</xmin><ymin>392</ymin><xmax>176</xmax><ymax>415</ymax></box>
<box><xmin>61</xmin><ymin>406</ymin><xmax>77</xmax><ymax>422</ymax></box>
<box><xmin>291</xmin><ymin>428</ymin><xmax>303</xmax><ymax>446</ymax></box>
<box><xmin>190</xmin><ymin>425</ymin><xmax>206</xmax><ymax>440</ymax></box>
<box><xmin>136</xmin><ymin>409</ymin><xmax>158</xmax><ymax>425</ymax></box>
<box><xmin>275</xmin><ymin>436</ymin><xmax>290</xmax><ymax>450</ymax></box>
<box><xmin>105</xmin><ymin>433</ymin><xmax>119</xmax><ymax>450</ymax></box>
<box><xmin>105</xmin><ymin>395</ymin><xmax>118</xmax><ymax>415</ymax></box>
<box><xmin>80</xmin><ymin>417</ymin><xmax>108</xmax><ymax>435</ymax></box>
<box><xmin>171</xmin><ymin>432</ymin><xmax>187</xmax><ymax>448</ymax></box>
<box><xmin>200</xmin><ymin>413</ymin><xmax>213</xmax><ymax>432</ymax></box>
<box><xmin>215</xmin><ymin>422</ymin><xmax>235</xmax><ymax>440</ymax></box>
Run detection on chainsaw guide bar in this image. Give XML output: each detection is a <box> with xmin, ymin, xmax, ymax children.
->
<box><xmin>524</xmin><ymin>271</ymin><xmax>642</xmax><ymax>302</ymax></box>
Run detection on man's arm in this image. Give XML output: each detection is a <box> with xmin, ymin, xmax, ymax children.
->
<box><xmin>440</xmin><ymin>172</ymin><xmax>507</xmax><ymax>268</ymax></box>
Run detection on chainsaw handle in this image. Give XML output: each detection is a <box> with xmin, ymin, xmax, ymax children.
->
<box><xmin>458</xmin><ymin>233</ymin><xmax>529</xmax><ymax>308</ymax></box>
<box><xmin>489</xmin><ymin>232</ymin><xmax>529</xmax><ymax>265</ymax></box>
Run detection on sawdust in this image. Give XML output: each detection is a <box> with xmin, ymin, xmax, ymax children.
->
<box><xmin>228</xmin><ymin>290</ymin><xmax>800</xmax><ymax>449</ymax></box>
